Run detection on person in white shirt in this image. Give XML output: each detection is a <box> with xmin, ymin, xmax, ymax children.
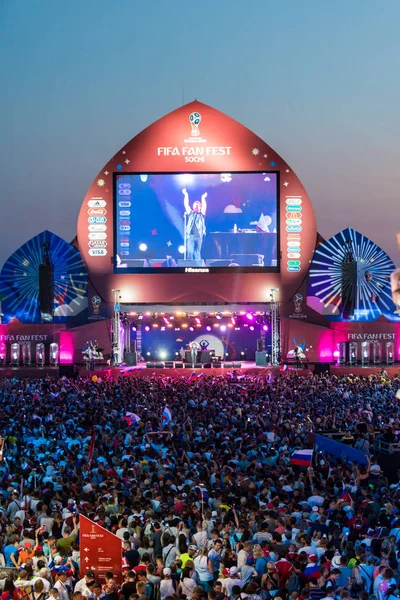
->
<box><xmin>74</xmin><ymin>571</ymin><xmax>95</xmax><ymax>597</ymax></box>
<box><xmin>237</xmin><ymin>542</ymin><xmax>252</xmax><ymax>567</ymax></box>
<box><xmin>219</xmin><ymin>567</ymin><xmax>244</xmax><ymax>597</ymax></box>
<box><xmin>160</xmin><ymin>568</ymin><xmax>176</xmax><ymax>600</ymax></box>
<box><xmin>192</xmin><ymin>522</ymin><xmax>208</xmax><ymax>549</ymax></box>
<box><xmin>54</xmin><ymin>573</ymin><xmax>69</xmax><ymax>600</ymax></box>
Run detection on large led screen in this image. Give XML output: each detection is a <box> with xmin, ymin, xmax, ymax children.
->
<box><xmin>114</xmin><ymin>172</ymin><xmax>279</xmax><ymax>273</ymax></box>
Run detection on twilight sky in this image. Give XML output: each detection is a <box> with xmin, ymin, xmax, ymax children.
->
<box><xmin>1</xmin><ymin>0</ymin><xmax>399</xmax><ymax>268</ymax></box>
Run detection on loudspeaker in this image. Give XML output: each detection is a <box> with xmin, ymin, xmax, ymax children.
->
<box><xmin>175</xmin><ymin>363</ymin><xmax>183</xmax><ymax>369</ymax></box>
<box><xmin>194</xmin><ymin>363</ymin><xmax>202</xmax><ymax>369</ymax></box>
<box><xmin>257</xmin><ymin>339</ymin><xmax>263</xmax><ymax>352</ymax></box>
<box><xmin>185</xmin><ymin>364</ymin><xmax>193</xmax><ymax>369</ymax></box>
<box><xmin>130</xmin><ymin>340</ymin><xmax>137</xmax><ymax>353</ymax></box>
<box><xmin>155</xmin><ymin>363</ymin><xmax>164</xmax><ymax>368</ymax></box>
<box><xmin>224</xmin><ymin>362</ymin><xmax>233</xmax><ymax>368</ymax></box>
<box><xmin>256</xmin><ymin>351</ymin><xmax>268</xmax><ymax>366</ymax></box>
<box><xmin>164</xmin><ymin>361</ymin><xmax>174</xmax><ymax>368</ymax></box>
<box><xmin>204</xmin><ymin>363</ymin><xmax>212</xmax><ymax>368</ymax></box>
<box><xmin>59</xmin><ymin>365</ymin><xmax>76</xmax><ymax>378</ymax></box>
<box><xmin>125</xmin><ymin>352</ymin><xmax>136</xmax><ymax>366</ymax></box>
<box><xmin>233</xmin><ymin>363</ymin><xmax>242</xmax><ymax>368</ymax></box>
<box><xmin>39</xmin><ymin>263</ymin><xmax>54</xmax><ymax>316</ymax></box>
<box><xmin>146</xmin><ymin>362</ymin><xmax>155</xmax><ymax>368</ymax></box>
<box><xmin>214</xmin><ymin>362</ymin><xmax>221</xmax><ymax>368</ymax></box>
<box><xmin>314</xmin><ymin>362</ymin><xmax>330</xmax><ymax>376</ymax></box>
<box><xmin>177</xmin><ymin>259</ymin><xmax>206</xmax><ymax>267</ymax></box>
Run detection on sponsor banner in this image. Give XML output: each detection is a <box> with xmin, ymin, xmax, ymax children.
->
<box><xmin>89</xmin><ymin>232</ymin><xmax>107</xmax><ymax>240</ymax></box>
<box><xmin>87</xmin><ymin>199</ymin><xmax>106</xmax><ymax>208</ymax></box>
<box><xmin>89</xmin><ymin>224</ymin><xmax>107</xmax><ymax>232</ymax></box>
<box><xmin>88</xmin><ymin>216</ymin><xmax>107</xmax><ymax>224</ymax></box>
<box><xmin>89</xmin><ymin>240</ymin><xmax>107</xmax><ymax>248</ymax></box>
<box><xmin>88</xmin><ymin>249</ymin><xmax>107</xmax><ymax>257</ymax></box>
<box><xmin>88</xmin><ymin>208</ymin><xmax>107</xmax><ymax>216</ymax></box>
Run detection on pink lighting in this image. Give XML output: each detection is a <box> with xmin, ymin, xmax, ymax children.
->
<box><xmin>262</xmin><ymin>324</ymin><xmax>269</xmax><ymax>331</ymax></box>
<box><xmin>145</xmin><ymin>325</ymin><xmax>150</xmax><ymax>332</ymax></box>
<box><xmin>333</xmin><ymin>350</ymin><xmax>340</xmax><ymax>358</ymax></box>
<box><xmin>59</xmin><ymin>332</ymin><xmax>74</xmax><ymax>364</ymax></box>
<box><xmin>246</xmin><ymin>313</ymin><xmax>253</xmax><ymax>321</ymax></box>
<box><xmin>189</xmin><ymin>326</ymin><xmax>194</xmax><ymax>331</ymax></box>
<box><xmin>206</xmin><ymin>325</ymin><xmax>211</xmax><ymax>331</ymax></box>
<box><xmin>250</xmin><ymin>325</ymin><xmax>255</xmax><ymax>331</ymax></box>
<box><xmin>195</xmin><ymin>317</ymin><xmax>201</xmax><ymax>325</ymax></box>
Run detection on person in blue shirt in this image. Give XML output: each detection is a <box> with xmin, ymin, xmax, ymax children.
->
<box><xmin>3</xmin><ymin>537</ymin><xmax>19</xmax><ymax>567</ymax></box>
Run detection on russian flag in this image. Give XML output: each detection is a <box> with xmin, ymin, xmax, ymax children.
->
<box><xmin>122</xmin><ymin>412</ymin><xmax>141</xmax><ymax>426</ymax></box>
<box><xmin>225</xmin><ymin>372</ymin><xmax>233</xmax><ymax>380</ymax></box>
<box><xmin>304</xmin><ymin>563</ymin><xmax>321</xmax><ymax>579</ymax></box>
<box><xmin>189</xmin><ymin>371</ymin><xmax>197</xmax><ymax>382</ymax></box>
<box><xmin>120</xmin><ymin>367</ymin><xmax>135</xmax><ymax>376</ymax></box>
<box><xmin>367</xmin><ymin>527</ymin><xmax>382</xmax><ymax>538</ymax></box>
<box><xmin>290</xmin><ymin>448</ymin><xmax>313</xmax><ymax>467</ymax></box>
<box><xmin>162</xmin><ymin>406</ymin><xmax>172</xmax><ymax>426</ymax></box>
<box><xmin>197</xmin><ymin>372</ymin><xmax>205</xmax><ymax>380</ymax></box>
<box><xmin>341</xmin><ymin>485</ymin><xmax>354</xmax><ymax>507</ymax></box>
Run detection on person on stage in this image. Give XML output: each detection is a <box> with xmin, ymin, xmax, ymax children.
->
<box><xmin>189</xmin><ymin>341</ymin><xmax>200</xmax><ymax>366</ymax></box>
<box><xmin>293</xmin><ymin>345</ymin><xmax>301</xmax><ymax>369</ymax></box>
<box><xmin>182</xmin><ymin>188</ymin><xmax>207</xmax><ymax>261</ymax></box>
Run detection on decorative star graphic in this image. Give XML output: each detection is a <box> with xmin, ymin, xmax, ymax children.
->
<box><xmin>125</xmin><ymin>159</ymin><xmax>130</xmax><ymax>164</ymax></box>
<box><xmin>97</xmin><ymin>179</ymin><xmax>105</xmax><ymax>187</ymax></box>
<box><xmin>23</xmin><ymin>272</ymin><xmax>27</xmax><ymax>277</ymax></box>
<box><xmin>60</xmin><ymin>275</ymin><xmax>65</xmax><ymax>280</ymax></box>
<box><xmin>151</xmin><ymin>229</ymin><xmax>158</xmax><ymax>236</ymax></box>
<box><xmin>263</xmin><ymin>154</ymin><xmax>268</xmax><ymax>158</ymax></box>
<box><xmin>104</xmin><ymin>171</ymin><xmax>109</xmax><ymax>176</ymax></box>
<box><xmin>167</xmin><ymin>241</ymin><xmax>172</xmax><ymax>247</ymax></box>
<box><xmin>252</xmin><ymin>148</ymin><xmax>260</xmax><ymax>156</ymax></box>
<box><xmin>283</xmin><ymin>181</ymin><xmax>289</xmax><ymax>187</ymax></box>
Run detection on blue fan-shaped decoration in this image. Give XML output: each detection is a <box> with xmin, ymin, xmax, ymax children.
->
<box><xmin>0</xmin><ymin>230</ymin><xmax>88</xmax><ymax>323</ymax></box>
<box><xmin>307</xmin><ymin>228</ymin><xmax>399</xmax><ymax>322</ymax></box>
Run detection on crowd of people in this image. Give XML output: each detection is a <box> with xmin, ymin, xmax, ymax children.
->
<box><xmin>0</xmin><ymin>370</ymin><xmax>399</xmax><ymax>600</ymax></box>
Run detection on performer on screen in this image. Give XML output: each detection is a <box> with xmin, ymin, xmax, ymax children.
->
<box><xmin>189</xmin><ymin>340</ymin><xmax>200</xmax><ymax>366</ymax></box>
<box><xmin>182</xmin><ymin>188</ymin><xmax>207</xmax><ymax>261</ymax></box>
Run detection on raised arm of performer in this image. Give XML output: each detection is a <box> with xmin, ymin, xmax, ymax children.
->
<box><xmin>182</xmin><ymin>188</ymin><xmax>191</xmax><ymax>214</ymax></box>
<box><xmin>200</xmin><ymin>192</ymin><xmax>207</xmax><ymax>216</ymax></box>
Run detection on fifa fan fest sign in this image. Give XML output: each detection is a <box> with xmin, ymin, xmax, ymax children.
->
<box><xmin>80</xmin><ymin>515</ymin><xmax>122</xmax><ymax>583</ymax></box>
<box><xmin>77</xmin><ymin>100</ymin><xmax>317</xmax><ymax>304</ymax></box>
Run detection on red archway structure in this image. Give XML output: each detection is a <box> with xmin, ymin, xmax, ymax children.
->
<box><xmin>77</xmin><ymin>101</ymin><xmax>316</xmax><ymax>305</ymax></box>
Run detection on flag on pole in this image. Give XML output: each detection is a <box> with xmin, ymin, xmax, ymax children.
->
<box><xmin>162</xmin><ymin>406</ymin><xmax>172</xmax><ymax>427</ymax></box>
<box><xmin>197</xmin><ymin>372</ymin><xmax>205</xmax><ymax>380</ymax></box>
<box><xmin>341</xmin><ymin>484</ymin><xmax>354</xmax><ymax>507</ymax></box>
<box><xmin>120</xmin><ymin>367</ymin><xmax>135</xmax><ymax>376</ymax></box>
<box><xmin>189</xmin><ymin>371</ymin><xmax>197</xmax><ymax>382</ymax></box>
<box><xmin>88</xmin><ymin>431</ymin><xmax>96</xmax><ymax>473</ymax></box>
<box><xmin>225</xmin><ymin>372</ymin><xmax>233</xmax><ymax>380</ymax></box>
<box><xmin>290</xmin><ymin>448</ymin><xmax>313</xmax><ymax>467</ymax></box>
<box><xmin>122</xmin><ymin>412</ymin><xmax>141</xmax><ymax>426</ymax></box>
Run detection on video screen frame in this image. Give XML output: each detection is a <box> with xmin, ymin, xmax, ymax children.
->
<box><xmin>113</xmin><ymin>171</ymin><xmax>280</xmax><ymax>274</ymax></box>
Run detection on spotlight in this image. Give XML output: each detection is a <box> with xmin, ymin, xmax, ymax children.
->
<box><xmin>139</xmin><ymin>243</ymin><xmax>147</xmax><ymax>252</ymax></box>
<box><xmin>138</xmin><ymin>313</ymin><xmax>143</xmax><ymax>320</ymax></box>
<box><xmin>146</xmin><ymin>352</ymin><xmax>151</xmax><ymax>356</ymax></box>
<box><xmin>225</xmin><ymin>353</ymin><xmax>229</xmax><ymax>356</ymax></box>
<box><xmin>145</xmin><ymin>326</ymin><xmax>150</xmax><ymax>331</ymax></box>
<box><xmin>206</xmin><ymin>325</ymin><xmax>211</xmax><ymax>332</ymax></box>
<box><xmin>195</xmin><ymin>317</ymin><xmax>201</xmax><ymax>325</ymax></box>
<box><xmin>216</xmin><ymin>313</ymin><xmax>222</xmax><ymax>320</ymax></box>
<box><xmin>250</xmin><ymin>326</ymin><xmax>254</xmax><ymax>331</ymax></box>
<box><xmin>246</xmin><ymin>312</ymin><xmax>253</xmax><ymax>320</ymax></box>
<box><xmin>159</xmin><ymin>351</ymin><xmax>167</xmax><ymax>360</ymax></box>
<box><xmin>231</xmin><ymin>317</ymin><xmax>236</xmax><ymax>325</ymax></box>
<box><xmin>189</xmin><ymin>326</ymin><xmax>194</xmax><ymax>331</ymax></box>
<box><xmin>178</xmin><ymin>245</ymin><xmax>185</xmax><ymax>254</ymax></box>
<box><xmin>220</xmin><ymin>325</ymin><xmax>226</xmax><ymax>332</ymax></box>
<box><xmin>263</xmin><ymin>324</ymin><xmax>269</xmax><ymax>331</ymax></box>
<box><xmin>132</xmin><ymin>326</ymin><xmax>137</xmax><ymax>332</ymax></box>
<box><xmin>241</xmin><ymin>351</ymin><xmax>245</xmax><ymax>356</ymax></box>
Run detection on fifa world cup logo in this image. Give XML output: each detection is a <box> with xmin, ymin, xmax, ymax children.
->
<box><xmin>189</xmin><ymin>112</ymin><xmax>201</xmax><ymax>137</ymax></box>
<box><xmin>293</xmin><ymin>293</ymin><xmax>303</xmax><ymax>314</ymax></box>
<box><xmin>92</xmin><ymin>295</ymin><xmax>101</xmax><ymax>316</ymax></box>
